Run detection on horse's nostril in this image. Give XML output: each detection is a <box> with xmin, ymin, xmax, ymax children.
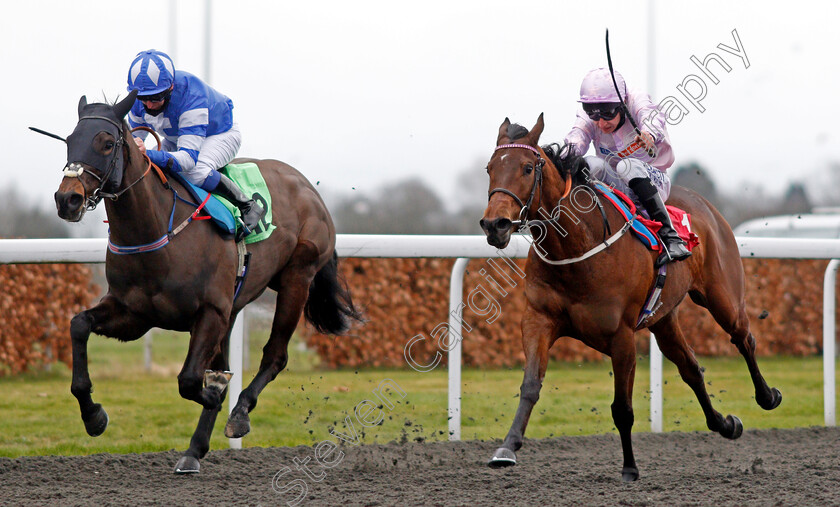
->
<box><xmin>68</xmin><ymin>193</ymin><xmax>84</xmax><ymax>209</ymax></box>
<box><xmin>495</xmin><ymin>218</ymin><xmax>513</xmax><ymax>232</ymax></box>
<box><xmin>481</xmin><ymin>218</ymin><xmax>513</xmax><ymax>234</ymax></box>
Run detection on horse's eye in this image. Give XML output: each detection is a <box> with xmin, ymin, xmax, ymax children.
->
<box><xmin>524</xmin><ymin>164</ymin><xmax>533</xmax><ymax>175</ymax></box>
<box><xmin>485</xmin><ymin>165</ymin><xmax>490</xmax><ymax>174</ymax></box>
<box><xmin>104</xmin><ymin>141</ymin><xmax>115</xmax><ymax>150</ymax></box>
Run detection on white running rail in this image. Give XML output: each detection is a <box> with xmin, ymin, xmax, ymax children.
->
<box><xmin>2</xmin><ymin>235</ymin><xmax>839</xmax><ymax>444</ymax></box>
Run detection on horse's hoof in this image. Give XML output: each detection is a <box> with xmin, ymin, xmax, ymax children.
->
<box><xmin>722</xmin><ymin>414</ymin><xmax>743</xmax><ymax>440</ymax></box>
<box><xmin>83</xmin><ymin>404</ymin><xmax>109</xmax><ymax>437</ymax></box>
<box><xmin>621</xmin><ymin>466</ymin><xmax>640</xmax><ymax>482</ymax></box>
<box><xmin>174</xmin><ymin>455</ymin><xmax>200</xmax><ymax>474</ymax></box>
<box><xmin>487</xmin><ymin>447</ymin><xmax>517</xmax><ymax>468</ymax></box>
<box><xmin>225</xmin><ymin>411</ymin><xmax>251</xmax><ymax>438</ymax></box>
<box><xmin>759</xmin><ymin>387</ymin><xmax>783</xmax><ymax>410</ymax></box>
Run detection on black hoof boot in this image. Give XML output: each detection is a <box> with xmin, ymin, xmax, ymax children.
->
<box><xmin>82</xmin><ymin>403</ymin><xmax>109</xmax><ymax>437</ymax></box>
<box><xmin>487</xmin><ymin>447</ymin><xmax>517</xmax><ymax>468</ymax></box>
<box><xmin>721</xmin><ymin>414</ymin><xmax>743</xmax><ymax>440</ymax></box>
<box><xmin>621</xmin><ymin>466</ymin><xmax>640</xmax><ymax>482</ymax></box>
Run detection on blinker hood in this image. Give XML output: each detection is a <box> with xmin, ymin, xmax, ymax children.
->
<box><xmin>65</xmin><ymin>91</ymin><xmax>137</xmax><ymax>190</ymax></box>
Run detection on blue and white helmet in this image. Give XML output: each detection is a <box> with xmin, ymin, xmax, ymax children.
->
<box><xmin>126</xmin><ymin>50</ymin><xmax>175</xmax><ymax>95</ymax></box>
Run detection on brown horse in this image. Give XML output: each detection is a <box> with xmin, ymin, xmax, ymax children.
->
<box><xmin>52</xmin><ymin>91</ymin><xmax>361</xmax><ymax>473</ymax></box>
<box><xmin>479</xmin><ymin>114</ymin><xmax>781</xmax><ymax>481</ymax></box>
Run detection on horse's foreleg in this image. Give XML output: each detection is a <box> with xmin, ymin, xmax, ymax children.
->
<box><xmin>175</xmin><ymin>345</ymin><xmax>230</xmax><ymax>474</ymax></box>
<box><xmin>650</xmin><ymin>312</ymin><xmax>743</xmax><ymax>439</ymax></box>
<box><xmin>226</xmin><ymin>262</ymin><xmax>315</xmax><ymax>439</ymax></box>
<box><xmin>488</xmin><ymin>305</ymin><xmax>555</xmax><ymax>468</ymax></box>
<box><xmin>70</xmin><ymin>295</ymin><xmax>149</xmax><ymax>437</ymax></box>
<box><xmin>609</xmin><ymin>329</ymin><xmax>640</xmax><ymax>482</ymax></box>
<box><xmin>178</xmin><ymin>306</ymin><xmax>230</xmax><ymax>410</ymax></box>
<box><xmin>701</xmin><ymin>288</ymin><xmax>782</xmax><ymax>411</ymax></box>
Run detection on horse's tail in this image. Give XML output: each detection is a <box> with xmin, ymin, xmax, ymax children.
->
<box><xmin>304</xmin><ymin>251</ymin><xmax>364</xmax><ymax>335</ymax></box>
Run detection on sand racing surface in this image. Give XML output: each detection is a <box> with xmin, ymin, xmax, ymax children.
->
<box><xmin>2</xmin><ymin>427</ymin><xmax>839</xmax><ymax>506</ymax></box>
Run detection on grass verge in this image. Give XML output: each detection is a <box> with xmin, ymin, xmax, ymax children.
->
<box><xmin>0</xmin><ymin>331</ymin><xmax>833</xmax><ymax>458</ymax></box>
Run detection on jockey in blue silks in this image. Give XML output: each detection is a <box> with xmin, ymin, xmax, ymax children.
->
<box><xmin>126</xmin><ymin>49</ymin><xmax>265</xmax><ymax>241</ymax></box>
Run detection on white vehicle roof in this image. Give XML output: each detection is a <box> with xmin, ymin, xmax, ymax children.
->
<box><xmin>734</xmin><ymin>210</ymin><xmax>840</xmax><ymax>239</ymax></box>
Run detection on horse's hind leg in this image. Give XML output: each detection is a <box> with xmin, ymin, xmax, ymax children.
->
<box><xmin>650</xmin><ymin>311</ymin><xmax>743</xmax><ymax>439</ymax></box>
<box><xmin>488</xmin><ymin>304</ymin><xmax>556</xmax><ymax>468</ymax></box>
<box><xmin>697</xmin><ymin>284</ymin><xmax>782</xmax><ymax>410</ymax></box>
<box><xmin>69</xmin><ymin>295</ymin><xmax>149</xmax><ymax>437</ymax></box>
<box><xmin>225</xmin><ymin>259</ymin><xmax>316</xmax><ymax>439</ymax></box>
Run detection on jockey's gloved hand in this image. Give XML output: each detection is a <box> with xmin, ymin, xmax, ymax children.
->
<box><xmin>634</xmin><ymin>132</ymin><xmax>655</xmax><ymax>150</ymax></box>
<box><xmin>634</xmin><ymin>132</ymin><xmax>657</xmax><ymax>158</ymax></box>
<box><xmin>133</xmin><ymin>137</ymin><xmax>146</xmax><ymax>155</ymax></box>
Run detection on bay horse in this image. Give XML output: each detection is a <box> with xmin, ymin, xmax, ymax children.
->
<box><xmin>479</xmin><ymin>114</ymin><xmax>781</xmax><ymax>481</ymax></box>
<box><xmin>52</xmin><ymin>91</ymin><xmax>361</xmax><ymax>473</ymax></box>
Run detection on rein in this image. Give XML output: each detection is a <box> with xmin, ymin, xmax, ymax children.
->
<box><xmin>490</xmin><ymin>143</ymin><xmax>631</xmax><ymax>266</ymax></box>
<box><xmin>84</xmin><ymin>125</ymin><xmax>208</xmax><ymax>255</ymax></box>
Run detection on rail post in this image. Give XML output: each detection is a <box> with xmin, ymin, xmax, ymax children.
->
<box><xmin>448</xmin><ymin>258</ymin><xmax>470</xmax><ymax>441</ymax></box>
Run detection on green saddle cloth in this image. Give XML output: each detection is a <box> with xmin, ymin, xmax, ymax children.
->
<box><xmin>216</xmin><ymin>162</ymin><xmax>276</xmax><ymax>244</ymax></box>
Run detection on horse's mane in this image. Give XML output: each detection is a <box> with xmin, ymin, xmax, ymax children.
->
<box><xmin>506</xmin><ymin>123</ymin><xmax>591</xmax><ymax>186</ymax></box>
<box><xmin>541</xmin><ymin>143</ymin><xmax>590</xmax><ymax>186</ymax></box>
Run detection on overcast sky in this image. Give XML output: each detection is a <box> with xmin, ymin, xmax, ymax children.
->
<box><xmin>2</xmin><ymin>0</ymin><xmax>838</xmax><ymax>234</ymax></box>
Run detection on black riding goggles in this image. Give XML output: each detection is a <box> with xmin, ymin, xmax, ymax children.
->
<box><xmin>582</xmin><ymin>103</ymin><xmax>622</xmax><ymax>121</ymax></box>
<box><xmin>137</xmin><ymin>89</ymin><xmax>171</xmax><ymax>103</ymax></box>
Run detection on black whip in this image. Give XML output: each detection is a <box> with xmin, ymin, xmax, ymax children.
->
<box><xmin>605</xmin><ymin>29</ymin><xmax>656</xmax><ymax>158</ymax></box>
<box><xmin>29</xmin><ymin>126</ymin><xmax>66</xmax><ymax>143</ymax></box>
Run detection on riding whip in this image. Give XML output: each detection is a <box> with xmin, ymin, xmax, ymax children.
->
<box><xmin>29</xmin><ymin>126</ymin><xmax>66</xmax><ymax>143</ymax></box>
<box><xmin>605</xmin><ymin>29</ymin><xmax>656</xmax><ymax>159</ymax></box>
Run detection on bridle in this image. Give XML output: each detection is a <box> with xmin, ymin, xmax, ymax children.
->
<box><xmin>488</xmin><ymin>143</ymin><xmax>545</xmax><ymax>228</ymax></box>
<box><xmin>63</xmin><ymin>117</ymin><xmax>149</xmax><ymax>210</ymax></box>
<box><xmin>487</xmin><ymin>142</ymin><xmax>630</xmax><ymax>266</ymax></box>
<box><xmin>488</xmin><ymin>143</ymin><xmax>570</xmax><ymax>228</ymax></box>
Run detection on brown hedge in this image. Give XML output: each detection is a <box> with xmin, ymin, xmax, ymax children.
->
<box><xmin>302</xmin><ymin>257</ymin><xmax>834</xmax><ymax>368</ymax></box>
<box><xmin>0</xmin><ymin>264</ymin><xmax>98</xmax><ymax>375</ymax></box>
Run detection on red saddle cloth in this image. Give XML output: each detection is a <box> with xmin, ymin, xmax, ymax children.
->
<box><xmin>638</xmin><ymin>206</ymin><xmax>701</xmax><ymax>251</ymax></box>
<box><xmin>608</xmin><ymin>187</ymin><xmax>700</xmax><ymax>252</ymax></box>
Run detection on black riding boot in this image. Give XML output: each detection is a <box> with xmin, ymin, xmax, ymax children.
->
<box><xmin>629</xmin><ymin>177</ymin><xmax>691</xmax><ymax>266</ymax></box>
<box><xmin>214</xmin><ymin>174</ymin><xmax>266</xmax><ymax>242</ymax></box>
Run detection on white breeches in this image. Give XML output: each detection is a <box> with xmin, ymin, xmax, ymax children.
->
<box><xmin>584</xmin><ymin>156</ymin><xmax>671</xmax><ymax>202</ymax></box>
<box><xmin>162</xmin><ymin>123</ymin><xmax>242</xmax><ymax>187</ymax></box>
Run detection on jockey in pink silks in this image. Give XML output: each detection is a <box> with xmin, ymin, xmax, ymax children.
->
<box><xmin>563</xmin><ymin>67</ymin><xmax>690</xmax><ymax>264</ymax></box>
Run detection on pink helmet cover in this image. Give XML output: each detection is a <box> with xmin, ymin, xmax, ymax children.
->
<box><xmin>579</xmin><ymin>67</ymin><xmax>627</xmax><ymax>104</ymax></box>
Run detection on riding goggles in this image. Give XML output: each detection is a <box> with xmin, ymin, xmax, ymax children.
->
<box><xmin>582</xmin><ymin>103</ymin><xmax>622</xmax><ymax>121</ymax></box>
<box><xmin>137</xmin><ymin>88</ymin><xmax>171</xmax><ymax>103</ymax></box>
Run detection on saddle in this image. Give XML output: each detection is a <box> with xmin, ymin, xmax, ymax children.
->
<box><xmin>593</xmin><ymin>183</ymin><xmax>699</xmax><ymax>253</ymax></box>
<box><xmin>171</xmin><ymin>162</ymin><xmax>276</xmax><ymax>244</ymax></box>
<box><xmin>592</xmin><ymin>183</ymin><xmax>700</xmax><ymax>328</ymax></box>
